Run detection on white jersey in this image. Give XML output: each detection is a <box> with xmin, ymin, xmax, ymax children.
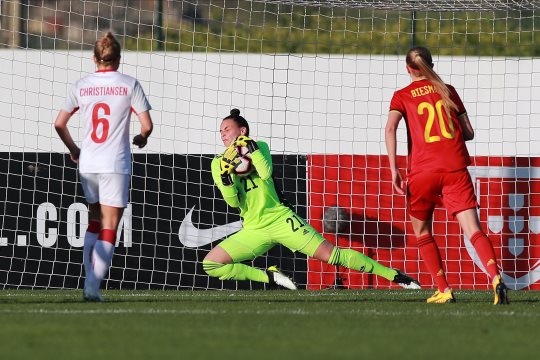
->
<box><xmin>63</xmin><ymin>70</ymin><xmax>151</xmax><ymax>174</ymax></box>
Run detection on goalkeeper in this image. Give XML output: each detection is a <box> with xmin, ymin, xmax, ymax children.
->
<box><xmin>203</xmin><ymin>109</ymin><xmax>421</xmax><ymax>290</ymax></box>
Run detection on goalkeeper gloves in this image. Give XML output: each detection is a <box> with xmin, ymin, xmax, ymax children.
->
<box><xmin>220</xmin><ymin>146</ymin><xmax>241</xmax><ymax>186</ymax></box>
<box><xmin>233</xmin><ymin>136</ymin><xmax>259</xmax><ymax>153</ymax></box>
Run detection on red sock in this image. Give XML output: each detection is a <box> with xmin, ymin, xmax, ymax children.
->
<box><xmin>470</xmin><ymin>231</ymin><xmax>499</xmax><ymax>279</ymax></box>
<box><xmin>99</xmin><ymin>229</ymin><xmax>117</xmax><ymax>245</ymax></box>
<box><xmin>417</xmin><ymin>234</ymin><xmax>448</xmax><ymax>292</ymax></box>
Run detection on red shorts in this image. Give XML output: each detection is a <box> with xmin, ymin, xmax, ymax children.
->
<box><xmin>407</xmin><ymin>169</ymin><xmax>478</xmax><ymax>221</ymax></box>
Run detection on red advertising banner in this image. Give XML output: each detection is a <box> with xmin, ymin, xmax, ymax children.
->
<box><xmin>307</xmin><ymin>155</ymin><xmax>540</xmax><ymax>290</ymax></box>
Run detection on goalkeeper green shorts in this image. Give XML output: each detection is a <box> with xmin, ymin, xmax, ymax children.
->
<box><xmin>218</xmin><ymin>209</ymin><xmax>326</xmax><ymax>262</ymax></box>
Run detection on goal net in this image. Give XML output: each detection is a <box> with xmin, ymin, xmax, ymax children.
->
<box><xmin>0</xmin><ymin>0</ymin><xmax>538</xmax><ymax>290</ymax></box>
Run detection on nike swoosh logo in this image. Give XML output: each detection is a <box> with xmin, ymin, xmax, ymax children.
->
<box><xmin>178</xmin><ymin>206</ymin><xmax>242</xmax><ymax>247</ymax></box>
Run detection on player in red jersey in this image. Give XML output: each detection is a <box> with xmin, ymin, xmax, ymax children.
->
<box><xmin>385</xmin><ymin>46</ymin><xmax>509</xmax><ymax>304</ymax></box>
<box><xmin>55</xmin><ymin>32</ymin><xmax>153</xmax><ymax>301</ymax></box>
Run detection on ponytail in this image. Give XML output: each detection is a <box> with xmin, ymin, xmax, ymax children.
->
<box><xmin>406</xmin><ymin>46</ymin><xmax>457</xmax><ymax>121</ymax></box>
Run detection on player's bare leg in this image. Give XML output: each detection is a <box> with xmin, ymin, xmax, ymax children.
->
<box><xmin>204</xmin><ymin>245</ymin><xmax>233</xmax><ymax>264</ymax></box>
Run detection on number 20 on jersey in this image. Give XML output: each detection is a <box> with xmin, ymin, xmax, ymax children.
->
<box><xmin>418</xmin><ymin>99</ymin><xmax>455</xmax><ymax>143</ymax></box>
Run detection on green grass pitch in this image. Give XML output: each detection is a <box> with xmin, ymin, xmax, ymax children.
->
<box><xmin>1</xmin><ymin>289</ymin><xmax>538</xmax><ymax>360</ymax></box>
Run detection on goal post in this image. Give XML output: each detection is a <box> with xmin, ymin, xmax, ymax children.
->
<box><xmin>0</xmin><ymin>0</ymin><xmax>538</xmax><ymax>290</ymax></box>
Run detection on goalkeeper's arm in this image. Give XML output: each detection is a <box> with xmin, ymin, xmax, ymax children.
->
<box><xmin>246</xmin><ymin>141</ymin><xmax>273</xmax><ymax>181</ymax></box>
<box><xmin>211</xmin><ymin>157</ymin><xmax>240</xmax><ymax>208</ymax></box>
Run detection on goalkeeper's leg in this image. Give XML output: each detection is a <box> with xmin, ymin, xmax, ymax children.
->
<box><xmin>299</xmin><ymin>235</ymin><xmax>419</xmax><ymax>288</ymax></box>
<box><xmin>203</xmin><ymin>259</ymin><xmax>296</xmax><ymax>289</ymax></box>
<box><xmin>272</xmin><ymin>210</ymin><xmax>419</xmax><ymax>288</ymax></box>
<box><xmin>203</xmin><ymin>230</ymin><xmax>281</xmax><ymax>284</ymax></box>
<box><xmin>311</xmin><ymin>240</ymin><xmax>397</xmax><ymax>281</ymax></box>
<box><xmin>203</xmin><ymin>259</ymin><xmax>269</xmax><ymax>282</ymax></box>
<box><xmin>203</xmin><ymin>245</ymin><xmax>268</xmax><ymax>282</ymax></box>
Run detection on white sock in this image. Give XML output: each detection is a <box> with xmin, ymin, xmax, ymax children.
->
<box><xmin>83</xmin><ymin>231</ymin><xmax>99</xmax><ymax>287</ymax></box>
<box><xmin>91</xmin><ymin>240</ymin><xmax>115</xmax><ymax>290</ymax></box>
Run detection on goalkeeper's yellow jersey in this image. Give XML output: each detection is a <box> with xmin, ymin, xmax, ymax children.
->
<box><xmin>211</xmin><ymin>141</ymin><xmax>291</xmax><ymax>229</ymax></box>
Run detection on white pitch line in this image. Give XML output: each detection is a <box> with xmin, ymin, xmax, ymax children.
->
<box><xmin>0</xmin><ymin>307</ymin><xmax>537</xmax><ymax>317</ymax></box>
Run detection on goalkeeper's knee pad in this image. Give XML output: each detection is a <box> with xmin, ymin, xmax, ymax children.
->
<box><xmin>327</xmin><ymin>247</ymin><xmax>341</xmax><ymax>265</ymax></box>
<box><xmin>203</xmin><ymin>260</ymin><xmax>238</xmax><ymax>280</ymax></box>
<box><xmin>202</xmin><ymin>260</ymin><xmax>224</xmax><ymax>278</ymax></box>
<box><xmin>203</xmin><ymin>260</ymin><xmax>249</xmax><ymax>281</ymax></box>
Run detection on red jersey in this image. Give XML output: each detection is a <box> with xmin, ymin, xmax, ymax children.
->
<box><xmin>389</xmin><ymin>79</ymin><xmax>471</xmax><ymax>175</ymax></box>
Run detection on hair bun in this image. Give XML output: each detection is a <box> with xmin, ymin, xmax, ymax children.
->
<box><xmin>230</xmin><ymin>108</ymin><xmax>240</xmax><ymax>117</ymax></box>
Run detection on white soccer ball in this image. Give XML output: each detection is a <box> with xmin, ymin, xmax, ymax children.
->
<box><xmin>234</xmin><ymin>146</ymin><xmax>253</xmax><ymax>177</ymax></box>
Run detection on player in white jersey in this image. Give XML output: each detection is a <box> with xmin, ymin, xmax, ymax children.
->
<box><xmin>55</xmin><ymin>32</ymin><xmax>153</xmax><ymax>302</ymax></box>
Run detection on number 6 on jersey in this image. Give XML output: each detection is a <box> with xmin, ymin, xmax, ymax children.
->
<box><xmin>91</xmin><ymin>102</ymin><xmax>110</xmax><ymax>143</ymax></box>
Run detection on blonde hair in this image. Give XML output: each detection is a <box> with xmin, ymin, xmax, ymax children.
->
<box><xmin>406</xmin><ymin>46</ymin><xmax>457</xmax><ymax>121</ymax></box>
<box><xmin>94</xmin><ymin>32</ymin><xmax>121</xmax><ymax>67</ymax></box>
